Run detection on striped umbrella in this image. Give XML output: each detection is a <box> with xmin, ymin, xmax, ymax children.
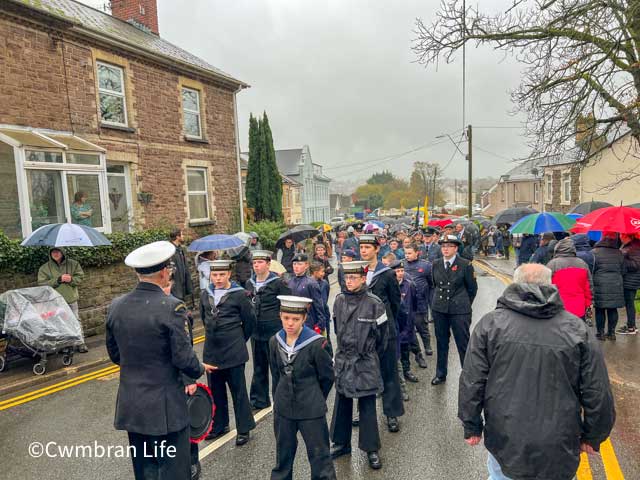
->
<box><xmin>21</xmin><ymin>223</ymin><xmax>111</xmax><ymax>247</ymax></box>
<box><xmin>509</xmin><ymin>212</ymin><xmax>576</xmax><ymax>235</ymax></box>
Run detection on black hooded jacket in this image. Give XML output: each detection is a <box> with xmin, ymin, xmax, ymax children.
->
<box><xmin>246</xmin><ymin>273</ymin><xmax>291</xmax><ymax>340</ymax></box>
<box><xmin>592</xmin><ymin>236</ymin><xmax>626</xmax><ymax>308</ymax></box>
<box><xmin>458</xmin><ymin>283</ymin><xmax>615</xmax><ymax>480</ymax></box>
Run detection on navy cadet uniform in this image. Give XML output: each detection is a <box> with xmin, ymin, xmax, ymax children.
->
<box><xmin>331</xmin><ymin>260</ymin><xmax>388</xmax><ymax>470</ymax></box>
<box><xmin>403</xmin><ymin>254</ymin><xmax>433</xmax><ymax>359</ymax></box>
<box><xmin>106</xmin><ymin>241</ymin><xmax>205</xmax><ymax>480</ymax></box>
<box><xmin>361</xmin><ymin>235</ymin><xmax>405</xmax><ymax>431</ymax></box>
<box><xmin>269</xmin><ymin>296</ymin><xmax>336</xmax><ymax>480</ymax></box>
<box><xmin>200</xmin><ymin>260</ymin><xmax>257</xmax><ymax>442</ymax></box>
<box><xmin>246</xmin><ymin>250</ymin><xmax>291</xmax><ymax>410</ymax></box>
<box><xmin>287</xmin><ymin>253</ymin><xmax>328</xmax><ymax>333</ymax></box>
<box><xmin>430</xmin><ymin>235</ymin><xmax>478</xmax><ymax>384</ymax></box>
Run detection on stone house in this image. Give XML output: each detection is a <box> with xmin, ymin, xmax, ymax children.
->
<box><xmin>0</xmin><ymin>0</ymin><xmax>247</xmax><ymax>240</ymax></box>
<box><xmin>481</xmin><ymin>158</ymin><xmax>545</xmax><ymax>216</ymax></box>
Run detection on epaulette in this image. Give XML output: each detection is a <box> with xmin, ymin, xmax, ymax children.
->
<box><xmin>174</xmin><ymin>302</ymin><xmax>187</xmax><ymax>314</ymax></box>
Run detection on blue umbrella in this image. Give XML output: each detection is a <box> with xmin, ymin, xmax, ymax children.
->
<box><xmin>566</xmin><ymin>213</ymin><xmax>583</xmax><ymax>221</ymax></box>
<box><xmin>188</xmin><ymin>234</ymin><xmax>244</xmax><ymax>252</ymax></box>
<box><xmin>21</xmin><ymin>223</ymin><xmax>111</xmax><ymax>247</ymax></box>
<box><xmin>566</xmin><ymin>213</ymin><xmax>602</xmax><ymax>241</ymax></box>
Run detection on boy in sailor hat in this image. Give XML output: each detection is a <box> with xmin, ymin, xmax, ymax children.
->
<box><xmin>269</xmin><ymin>296</ymin><xmax>336</xmax><ymax>480</ymax></box>
<box><xmin>200</xmin><ymin>259</ymin><xmax>257</xmax><ymax>445</ymax></box>
<box><xmin>330</xmin><ymin>261</ymin><xmax>388</xmax><ymax>470</ymax></box>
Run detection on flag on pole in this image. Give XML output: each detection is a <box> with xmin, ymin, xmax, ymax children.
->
<box><xmin>423</xmin><ymin>195</ymin><xmax>429</xmax><ymax>225</ymax></box>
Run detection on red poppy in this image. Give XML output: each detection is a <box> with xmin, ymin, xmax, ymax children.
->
<box><xmin>452</xmin><ymin>265</ymin><xmax>458</xmax><ymax>272</ymax></box>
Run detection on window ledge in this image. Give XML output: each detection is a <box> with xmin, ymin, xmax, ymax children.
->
<box><xmin>189</xmin><ymin>219</ymin><xmax>216</xmax><ymax>227</ymax></box>
<box><xmin>100</xmin><ymin>123</ymin><xmax>136</xmax><ymax>133</ymax></box>
<box><xmin>184</xmin><ymin>136</ymin><xmax>209</xmax><ymax>144</ymax></box>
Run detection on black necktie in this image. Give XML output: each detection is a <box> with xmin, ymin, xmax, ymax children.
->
<box><xmin>445</xmin><ymin>261</ymin><xmax>451</xmax><ymax>270</ymax></box>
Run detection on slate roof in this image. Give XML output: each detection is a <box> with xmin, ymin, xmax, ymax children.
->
<box><xmin>274</xmin><ymin>149</ymin><xmax>303</xmax><ymax>176</ymax></box>
<box><xmin>8</xmin><ymin>0</ymin><xmax>246</xmax><ymax>87</ymax></box>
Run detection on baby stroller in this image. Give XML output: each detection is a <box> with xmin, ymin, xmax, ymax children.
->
<box><xmin>0</xmin><ymin>286</ymin><xmax>84</xmax><ymax>375</ymax></box>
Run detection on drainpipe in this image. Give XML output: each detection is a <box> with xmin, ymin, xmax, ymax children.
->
<box><xmin>233</xmin><ymin>87</ymin><xmax>245</xmax><ymax>232</ymax></box>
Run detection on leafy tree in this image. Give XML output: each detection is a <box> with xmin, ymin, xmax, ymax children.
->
<box><xmin>367</xmin><ymin>171</ymin><xmax>395</xmax><ymax>185</ymax></box>
<box><xmin>260</xmin><ymin>112</ymin><xmax>283</xmax><ymax>221</ymax></box>
<box><xmin>413</xmin><ymin>0</ymin><xmax>640</xmax><ymax>176</ymax></box>
<box><xmin>245</xmin><ymin>114</ymin><xmax>261</xmax><ymax>215</ymax></box>
<box><xmin>410</xmin><ymin>161</ymin><xmax>445</xmax><ymax>207</ymax></box>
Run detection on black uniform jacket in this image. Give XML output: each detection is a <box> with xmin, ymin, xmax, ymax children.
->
<box><xmin>106</xmin><ymin>282</ymin><xmax>204</xmax><ymax>436</ymax></box>
<box><xmin>333</xmin><ymin>288</ymin><xmax>388</xmax><ymax>398</ymax></box>
<box><xmin>367</xmin><ymin>263</ymin><xmax>401</xmax><ymax>338</ymax></box>
<box><xmin>170</xmin><ymin>245</ymin><xmax>193</xmax><ymax>301</ymax></box>
<box><xmin>269</xmin><ymin>327</ymin><xmax>335</xmax><ymax>420</ymax></box>
<box><xmin>200</xmin><ymin>283</ymin><xmax>256</xmax><ymax>369</ymax></box>
<box><xmin>246</xmin><ymin>273</ymin><xmax>291</xmax><ymax>341</ymax></box>
<box><xmin>431</xmin><ymin>256</ymin><xmax>478</xmax><ymax>315</ymax></box>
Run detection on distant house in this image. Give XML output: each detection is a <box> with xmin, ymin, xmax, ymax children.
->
<box><xmin>481</xmin><ymin>158</ymin><xmax>545</xmax><ymax>216</ymax></box>
<box><xmin>274</xmin><ymin>146</ymin><xmax>331</xmax><ymax>223</ymax></box>
<box><xmin>330</xmin><ymin>194</ymin><xmax>352</xmax><ymax>216</ymax></box>
<box><xmin>239</xmin><ymin>156</ymin><xmax>303</xmax><ymax>225</ymax></box>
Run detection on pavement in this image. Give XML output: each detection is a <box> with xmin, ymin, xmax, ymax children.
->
<box><xmin>0</xmin><ymin>266</ymin><xmax>636</xmax><ymax>479</ymax></box>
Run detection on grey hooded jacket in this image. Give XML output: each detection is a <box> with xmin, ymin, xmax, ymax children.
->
<box><xmin>458</xmin><ymin>283</ymin><xmax>615</xmax><ymax>480</ymax></box>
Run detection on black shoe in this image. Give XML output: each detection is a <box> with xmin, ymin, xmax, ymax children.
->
<box><xmin>424</xmin><ymin>347</ymin><xmax>433</xmax><ymax>356</ymax></box>
<box><xmin>617</xmin><ymin>325</ymin><xmax>637</xmax><ymax>335</ymax></box>
<box><xmin>415</xmin><ymin>353</ymin><xmax>428</xmax><ymax>369</ymax></box>
<box><xmin>431</xmin><ymin>376</ymin><xmax>446</xmax><ymax>385</ymax></box>
<box><xmin>76</xmin><ymin>344</ymin><xmax>89</xmax><ymax>353</ymax></box>
<box><xmin>367</xmin><ymin>451</ymin><xmax>382</xmax><ymax>470</ymax></box>
<box><xmin>191</xmin><ymin>462</ymin><xmax>201</xmax><ymax>480</ymax></box>
<box><xmin>404</xmin><ymin>371</ymin><xmax>419</xmax><ymax>383</ymax></box>
<box><xmin>235</xmin><ymin>433</ymin><xmax>250</xmax><ymax>446</ymax></box>
<box><xmin>351</xmin><ymin>415</ymin><xmax>359</xmax><ymax>427</ymax></box>
<box><xmin>387</xmin><ymin>416</ymin><xmax>400</xmax><ymax>433</ymax></box>
<box><xmin>596</xmin><ymin>332</ymin><xmax>606</xmax><ymax>341</ymax></box>
<box><xmin>330</xmin><ymin>444</ymin><xmax>352</xmax><ymax>459</ymax></box>
<box><xmin>606</xmin><ymin>333</ymin><xmax>616</xmax><ymax>341</ymax></box>
<box><xmin>205</xmin><ymin>426</ymin><xmax>230</xmax><ymax>441</ymax></box>
<box><xmin>251</xmin><ymin>404</ymin><xmax>269</xmax><ymax>411</ymax></box>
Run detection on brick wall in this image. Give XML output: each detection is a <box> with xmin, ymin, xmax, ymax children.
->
<box><xmin>111</xmin><ymin>0</ymin><xmax>160</xmax><ymax>35</ymax></box>
<box><xmin>0</xmin><ymin>12</ymin><xmax>240</xmax><ymax>236</ymax></box>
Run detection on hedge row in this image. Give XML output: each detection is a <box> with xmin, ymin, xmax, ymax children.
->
<box><xmin>0</xmin><ymin>228</ymin><xmax>170</xmax><ymax>275</ymax></box>
<box><xmin>247</xmin><ymin>221</ymin><xmax>288</xmax><ymax>251</ymax></box>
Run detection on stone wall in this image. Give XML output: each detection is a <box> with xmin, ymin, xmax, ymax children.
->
<box><xmin>0</xmin><ymin>258</ymin><xmax>201</xmax><ymax>337</ymax></box>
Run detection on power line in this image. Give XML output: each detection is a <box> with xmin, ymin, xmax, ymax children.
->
<box><xmin>474</xmin><ymin>144</ymin><xmax>514</xmax><ymax>161</ymax></box>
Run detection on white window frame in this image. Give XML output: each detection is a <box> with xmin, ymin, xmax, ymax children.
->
<box><xmin>182</xmin><ymin>87</ymin><xmax>202</xmax><ymax>139</ymax></box>
<box><xmin>0</xmin><ymin>128</ymin><xmax>111</xmax><ymax>238</ymax></box>
<box><xmin>97</xmin><ymin>61</ymin><xmax>128</xmax><ymax>127</ymax></box>
<box><xmin>107</xmin><ymin>162</ymin><xmax>134</xmax><ymax>232</ymax></box>
<box><xmin>562</xmin><ymin>172</ymin><xmax>571</xmax><ymax>204</ymax></box>
<box><xmin>533</xmin><ymin>182</ymin><xmax>540</xmax><ymax>204</ymax></box>
<box><xmin>186</xmin><ymin>167</ymin><xmax>210</xmax><ymax>222</ymax></box>
<box><xmin>545</xmin><ymin>175</ymin><xmax>552</xmax><ymax>202</ymax></box>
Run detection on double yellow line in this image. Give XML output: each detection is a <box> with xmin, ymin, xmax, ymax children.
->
<box><xmin>473</xmin><ymin>260</ymin><xmax>625</xmax><ymax>480</ymax></box>
<box><xmin>0</xmin><ymin>335</ymin><xmax>205</xmax><ymax>411</ymax></box>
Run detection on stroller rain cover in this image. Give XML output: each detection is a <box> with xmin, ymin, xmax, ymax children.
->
<box><xmin>0</xmin><ymin>286</ymin><xmax>83</xmax><ymax>352</ymax></box>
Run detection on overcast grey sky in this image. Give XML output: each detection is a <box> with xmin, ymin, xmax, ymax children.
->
<box><xmin>82</xmin><ymin>0</ymin><xmax>530</xmax><ymax>183</ymax></box>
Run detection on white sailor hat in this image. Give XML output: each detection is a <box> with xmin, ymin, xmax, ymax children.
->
<box><xmin>208</xmin><ymin>259</ymin><xmax>235</xmax><ymax>271</ymax></box>
<box><xmin>251</xmin><ymin>250</ymin><xmax>273</xmax><ymax>261</ymax></box>
<box><xmin>277</xmin><ymin>295</ymin><xmax>313</xmax><ymax>314</ymax></box>
<box><xmin>438</xmin><ymin>234</ymin><xmax>463</xmax><ymax>247</ymax></box>
<box><xmin>125</xmin><ymin>241</ymin><xmax>175</xmax><ymax>274</ymax></box>
<box><xmin>341</xmin><ymin>260</ymin><xmax>370</xmax><ymax>275</ymax></box>
<box><xmin>359</xmin><ymin>234</ymin><xmax>379</xmax><ymax>246</ymax></box>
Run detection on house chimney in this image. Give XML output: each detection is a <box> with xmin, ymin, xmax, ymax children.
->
<box><xmin>110</xmin><ymin>0</ymin><xmax>159</xmax><ymax>35</ymax></box>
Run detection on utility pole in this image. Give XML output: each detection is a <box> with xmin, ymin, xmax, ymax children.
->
<box><xmin>467</xmin><ymin>124</ymin><xmax>473</xmax><ymax>217</ymax></box>
<box><xmin>454</xmin><ymin>178</ymin><xmax>458</xmax><ymax>205</ymax></box>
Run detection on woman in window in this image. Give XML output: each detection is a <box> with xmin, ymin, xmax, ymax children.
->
<box><xmin>70</xmin><ymin>191</ymin><xmax>93</xmax><ymax>227</ymax></box>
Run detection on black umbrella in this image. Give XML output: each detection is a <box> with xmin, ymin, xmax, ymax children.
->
<box><xmin>493</xmin><ymin>207</ymin><xmax>538</xmax><ymax>225</ymax></box>
<box><xmin>274</xmin><ymin>225</ymin><xmax>319</xmax><ymax>249</ymax></box>
<box><xmin>569</xmin><ymin>201</ymin><xmax>613</xmax><ymax>215</ymax></box>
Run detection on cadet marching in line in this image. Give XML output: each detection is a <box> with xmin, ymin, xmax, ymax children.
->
<box><xmin>107</xmin><ymin>226</ymin><xmax>477</xmax><ymax>479</ymax></box>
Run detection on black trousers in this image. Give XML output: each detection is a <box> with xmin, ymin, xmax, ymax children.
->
<box><xmin>400</xmin><ymin>343</ymin><xmax>412</xmax><ymax>373</ymax></box>
<box><xmin>379</xmin><ymin>340</ymin><xmax>405</xmax><ymax>417</ymax></box>
<box><xmin>595</xmin><ymin>307</ymin><xmax>619</xmax><ymax>335</ymax></box>
<box><xmin>272</xmin><ymin>414</ymin><xmax>336</xmax><ymax>480</ymax></box>
<box><xmin>250</xmin><ymin>339</ymin><xmax>277</xmax><ymax>409</ymax></box>
<box><xmin>128</xmin><ymin>426</ymin><xmax>190</xmax><ymax>480</ymax></box>
<box><xmin>433</xmin><ymin>311</ymin><xmax>471</xmax><ymax>379</ymax></box>
<box><xmin>330</xmin><ymin>393</ymin><xmax>380</xmax><ymax>452</ymax></box>
<box><xmin>504</xmin><ymin>245</ymin><xmax>510</xmax><ymax>260</ymax></box>
<box><xmin>412</xmin><ymin>312</ymin><xmax>432</xmax><ymax>353</ymax></box>
<box><xmin>208</xmin><ymin>364</ymin><xmax>256</xmax><ymax>435</ymax></box>
<box><xmin>624</xmin><ymin>289</ymin><xmax>637</xmax><ymax>329</ymax></box>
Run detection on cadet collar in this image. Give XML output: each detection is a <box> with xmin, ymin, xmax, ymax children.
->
<box><xmin>206</xmin><ymin>282</ymin><xmax>244</xmax><ymax>297</ymax></box>
<box><xmin>249</xmin><ymin>272</ymin><xmax>279</xmax><ymax>288</ymax></box>
<box><xmin>370</xmin><ymin>262</ymin><xmax>391</xmax><ymax>280</ymax></box>
<box><xmin>276</xmin><ymin>326</ymin><xmax>323</xmax><ymax>357</ymax></box>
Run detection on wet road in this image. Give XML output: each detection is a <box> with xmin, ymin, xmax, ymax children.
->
<box><xmin>0</xmin><ymin>272</ymin><xmax>635</xmax><ymax>479</ymax></box>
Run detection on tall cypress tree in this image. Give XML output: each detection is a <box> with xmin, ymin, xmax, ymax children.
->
<box><xmin>261</xmin><ymin>112</ymin><xmax>283</xmax><ymax>221</ymax></box>
<box><xmin>245</xmin><ymin>114</ymin><xmax>262</xmax><ymax>217</ymax></box>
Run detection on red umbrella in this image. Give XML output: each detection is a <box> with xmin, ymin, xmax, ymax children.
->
<box><xmin>569</xmin><ymin>206</ymin><xmax>640</xmax><ymax>234</ymax></box>
<box><xmin>428</xmin><ymin>218</ymin><xmax>453</xmax><ymax>227</ymax></box>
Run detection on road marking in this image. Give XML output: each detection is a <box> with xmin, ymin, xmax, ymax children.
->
<box><xmin>601</xmin><ymin>438</ymin><xmax>625</xmax><ymax>479</ymax></box>
<box><xmin>0</xmin><ymin>335</ymin><xmax>206</xmax><ymax>411</ymax></box>
<box><xmin>475</xmin><ymin>259</ymin><xmax>628</xmax><ymax>480</ymax></box>
<box><xmin>198</xmin><ymin>406</ymin><xmax>273</xmax><ymax>461</ymax></box>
